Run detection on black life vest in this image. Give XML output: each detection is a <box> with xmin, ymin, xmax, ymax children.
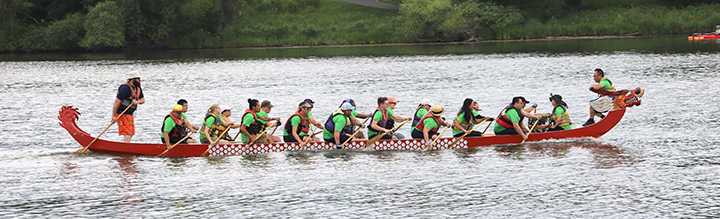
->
<box><xmin>496</xmin><ymin>105</ymin><xmax>524</xmax><ymax>129</ymax></box>
<box><xmin>242</xmin><ymin>109</ymin><xmax>262</xmax><ymax>135</ymax></box>
<box><xmin>367</xmin><ymin>108</ymin><xmax>389</xmax><ymax>133</ymax></box>
<box><xmin>117</xmin><ymin>82</ymin><xmax>140</xmax><ymax>114</ymax></box>
<box><xmin>284</xmin><ymin>111</ymin><xmax>309</xmax><ymax>136</ymax></box>
<box><xmin>162</xmin><ymin>113</ymin><xmax>186</xmax><ymax>139</ymax></box>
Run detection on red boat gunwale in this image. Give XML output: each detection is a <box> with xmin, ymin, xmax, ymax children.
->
<box><xmin>59</xmin><ymin>106</ymin><xmax>626</xmax><ymax>157</ymax></box>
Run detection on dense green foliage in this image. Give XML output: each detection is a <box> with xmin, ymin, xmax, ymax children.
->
<box><xmin>0</xmin><ymin>0</ymin><xmax>718</xmax><ymax>53</ymax></box>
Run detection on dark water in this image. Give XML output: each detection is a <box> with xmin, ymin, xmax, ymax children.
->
<box><xmin>1</xmin><ymin>36</ymin><xmax>719</xmax><ymax>218</ymax></box>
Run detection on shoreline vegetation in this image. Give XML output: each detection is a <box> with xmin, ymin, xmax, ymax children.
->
<box><xmin>1</xmin><ymin>0</ymin><xmax>718</xmax><ymax>54</ymax></box>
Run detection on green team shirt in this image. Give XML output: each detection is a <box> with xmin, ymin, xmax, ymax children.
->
<box><xmin>600</xmin><ymin>78</ymin><xmax>613</xmax><ymax>90</ymax></box>
<box><xmin>283</xmin><ymin>115</ymin><xmax>309</xmax><ymax>136</ymax></box>
<box><xmin>412</xmin><ymin>116</ymin><xmax>439</xmax><ymax>133</ymax></box>
<box><xmin>240</xmin><ymin>112</ymin><xmax>257</xmax><ymax>142</ymax></box>
<box><xmin>368</xmin><ymin>109</ymin><xmax>395</xmax><ymax>136</ymax></box>
<box><xmin>256</xmin><ymin>111</ymin><xmax>269</xmax><ymax>125</ymax></box>
<box><xmin>323</xmin><ymin>114</ymin><xmax>348</xmax><ymax>140</ymax></box>
<box><xmin>199</xmin><ymin>115</ymin><xmax>217</xmax><ymax>140</ymax></box>
<box><xmin>415</xmin><ymin>108</ymin><xmax>428</xmax><ymax>118</ymax></box>
<box><xmin>452</xmin><ymin>110</ymin><xmax>480</xmax><ymax>135</ymax></box>
<box><xmin>554</xmin><ymin>107</ymin><xmax>572</xmax><ymax>130</ymax></box>
<box><xmin>351</xmin><ymin>110</ymin><xmax>359</xmax><ymax>117</ymax></box>
<box><xmin>494</xmin><ymin>108</ymin><xmax>520</xmax><ymax>133</ymax></box>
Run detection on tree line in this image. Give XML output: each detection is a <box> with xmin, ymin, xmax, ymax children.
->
<box><xmin>0</xmin><ymin>0</ymin><xmax>717</xmax><ymax>53</ymax></box>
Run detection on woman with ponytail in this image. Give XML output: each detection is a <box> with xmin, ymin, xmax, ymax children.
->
<box><xmin>238</xmin><ymin>99</ymin><xmax>266</xmax><ymax>143</ymax></box>
<box><xmin>452</xmin><ymin>98</ymin><xmax>493</xmax><ymax>137</ymax></box>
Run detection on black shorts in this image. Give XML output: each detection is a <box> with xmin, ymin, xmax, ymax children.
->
<box><xmin>284</xmin><ymin>135</ymin><xmax>306</xmax><ymax>143</ymax></box>
<box><xmin>495</xmin><ymin>128</ymin><xmax>520</xmax><ymax>136</ymax></box>
<box><xmin>324</xmin><ymin>135</ymin><xmax>350</xmax><ymax>144</ymax></box>
<box><xmin>368</xmin><ymin>133</ymin><xmax>392</xmax><ymax>140</ymax></box>
<box><xmin>453</xmin><ymin>130</ymin><xmax>483</xmax><ymax>137</ymax></box>
<box><xmin>161</xmin><ymin>136</ymin><xmax>189</xmax><ymax>145</ymax></box>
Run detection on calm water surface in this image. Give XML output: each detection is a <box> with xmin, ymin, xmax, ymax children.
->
<box><xmin>1</xmin><ymin>36</ymin><xmax>719</xmax><ymax>218</ymax></box>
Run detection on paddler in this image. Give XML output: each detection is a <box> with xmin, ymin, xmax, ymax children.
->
<box><xmin>323</xmin><ymin>102</ymin><xmax>357</xmax><ymax>148</ymax></box>
<box><xmin>583</xmin><ymin>68</ymin><xmax>615</xmax><ymax>126</ymax></box>
<box><xmin>547</xmin><ymin>94</ymin><xmax>572</xmax><ymax>131</ymax></box>
<box><xmin>411</xmin><ymin>105</ymin><xmax>451</xmax><ymax>147</ymax></box>
<box><xmin>257</xmin><ymin>100</ymin><xmax>282</xmax><ymax>143</ymax></box>
<box><xmin>176</xmin><ymin>99</ymin><xmax>199</xmax><ymax>143</ymax></box>
<box><xmin>283</xmin><ymin>102</ymin><xmax>315</xmax><ymax>145</ymax></box>
<box><xmin>412</xmin><ymin>99</ymin><xmax>433</xmax><ymax>127</ymax></box>
<box><xmin>112</xmin><ymin>71</ymin><xmax>145</xmax><ymax>143</ymax></box>
<box><xmin>199</xmin><ymin>103</ymin><xmax>234</xmax><ymax>144</ymax></box>
<box><xmin>367</xmin><ymin>97</ymin><xmax>396</xmax><ymax>140</ymax></box>
<box><xmin>341</xmin><ymin>98</ymin><xmax>369</xmax><ymax>139</ymax></box>
<box><xmin>303</xmin><ymin>98</ymin><xmax>325</xmax><ymax>130</ymax></box>
<box><xmin>239</xmin><ymin>99</ymin><xmax>267</xmax><ymax>144</ymax></box>
<box><xmin>386</xmin><ymin>96</ymin><xmax>412</xmax><ymax>139</ymax></box>
<box><xmin>161</xmin><ymin>104</ymin><xmax>196</xmax><ymax>148</ymax></box>
<box><xmin>217</xmin><ymin>106</ymin><xmax>242</xmax><ymax>141</ymax></box>
<box><xmin>493</xmin><ymin>96</ymin><xmax>540</xmax><ymax>141</ymax></box>
<box><xmin>452</xmin><ymin>98</ymin><xmax>494</xmax><ymax>137</ymax></box>
<box><xmin>714</xmin><ymin>25</ymin><xmax>720</xmax><ymax>35</ymax></box>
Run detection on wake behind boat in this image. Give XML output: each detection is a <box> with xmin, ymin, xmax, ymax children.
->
<box><xmin>59</xmin><ymin>105</ymin><xmax>629</xmax><ymax>157</ymax></box>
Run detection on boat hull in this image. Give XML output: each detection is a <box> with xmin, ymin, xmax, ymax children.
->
<box><xmin>688</xmin><ymin>35</ymin><xmax>720</xmax><ymax>40</ymax></box>
<box><xmin>59</xmin><ymin>106</ymin><xmax>625</xmax><ymax>157</ymax></box>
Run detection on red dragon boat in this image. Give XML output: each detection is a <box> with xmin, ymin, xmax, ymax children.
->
<box><xmin>59</xmin><ymin>87</ymin><xmax>643</xmax><ymax>157</ymax></box>
<box><xmin>688</xmin><ymin>34</ymin><xmax>720</xmax><ymax>40</ymax></box>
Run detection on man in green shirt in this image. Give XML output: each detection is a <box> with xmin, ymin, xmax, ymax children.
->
<box><xmin>584</xmin><ymin>68</ymin><xmax>616</xmax><ymax>126</ymax></box>
<box><xmin>176</xmin><ymin>99</ymin><xmax>199</xmax><ymax>143</ymax></box>
<box><xmin>342</xmin><ymin>98</ymin><xmax>369</xmax><ymax>139</ymax></box>
<box><xmin>367</xmin><ymin>97</ymin><xmax>395</xmax><ymax>140</ymax></box>
<box><xmin>494</xmin><ymin>96</ymin><xmax>540</xmax><ymax>141</ymax></box>
<box><xmin>323</xmin><ymin>102</ymin><xmax>355</xmax><ymax>148</ymax></box>
<box><xmin>161</xmin><ymin>104</ymin><xmax>196</xmax><ymax>149</ymax></box>
<box><xmin>386</xmin><ymin>96</ymin><xmax>411</xmax><ymax>139</ymax></box>
<box><xmin>258</xmin><ymin>100</ymin><xmax>282</xmax><ymax>143</ymax></box>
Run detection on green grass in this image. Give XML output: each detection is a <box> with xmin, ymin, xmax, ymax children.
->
<box><xmin>499</xmin><ymin>4</ymin><xmax>720</xmax><ymax>40</ymax></box>
<box><xmin>206</xmin><ymin>0</ymin><xmax>408</xmax><ymax>48</ymax></box>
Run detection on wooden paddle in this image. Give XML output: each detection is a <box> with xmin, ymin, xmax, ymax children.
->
<box><xmin>300</xmin><ymin>125</ymin><xmax>318</xmax><ymax>150</ymax></box>
<box><xmin>521</xmin><ymin>118</ymin><xmax>540</xmax><ymax>143</ymax></box>
<box><xmin>200</xmin><ymin>126</ymin><xmax>232</xmax><ymax>156</ymax></box>
<box><xmin>364</xmin><ymin>119</ymin><xmax>408</xmax><ymax>148</ymax></box>
<box><xmin>481</xmin><ymin>120</ymin><xmax>493</xmax><ymax>134</ymax></box>
<box><xmin>156</xmin><ymin>133</ymin><xmax>193</xmax><ymax>157</ymax></box>
<box><xmin>341</xmin><ymin>117</ymin><xmax>371</xmax><ymax>148</ymax></box>
<box><xmin>423</xmin><ymin>125</ymin><xmax>450</xmax><ymax>152</ymax></box>
<box><xmin>248</xmin><ymin>126</ymin><xmax>270</xmax><ymax>145</ymax></box>
<box><xmin>447</xmin><ymin>118</ymin><xmax>487</xmax><ymax>149</ymax></box>
<box><xmin>75</xmin><ymin>103</ymin><xmax>133</xmax><ymax>154</ymax></box>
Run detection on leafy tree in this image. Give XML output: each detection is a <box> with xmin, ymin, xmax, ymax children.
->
<box><xmin>79</xmin><ymin>1</ymin><xmax>125</xmax><ymax>50</ymax></box>
<box><xmin>45</xmin><ymin>12</ymin><xmax>84</xmax><ymax>50</ymax></box>
<box><xmin>400</xmin><ymin>0</ymin><xmax>465</xmax><ymax>40</ymax></box>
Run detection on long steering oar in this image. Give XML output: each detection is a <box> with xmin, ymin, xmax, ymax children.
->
<box><xmin>364</xmin><ymin>119</ymin><xmax>408</xmax><ymax>148</ymax></box>
<box><xmin>75</xmin><ymin>103</ymin><xmax>133</xmax><ymax>154</ymax></box>
<box><xmin>423</xmin><ymin>125</ymin><xmax>450</xmax><ymax>152</ymax></box>
<box><xmin>156</xmin><ymin>133</ymin><xmax>193</xmax><ymax>157</ymax></box>
<box><xmin>300</xmin><ymin>125</ymin><xmax>319</xmax><ymax>150</ymax></box>
<box><xmin>201</xmin><ymin>126</ymin><xmax>232</xmax><ymax>156</ymax></box>
<box><xmin>521</xmin><ymin>118</ymin><xmax>540</xmax><ymax>143</ymax></box>
<box><xmin>447</xmin><ymin>119</ymin><xmax>487</xmax><ymax>149</ymax></box>
<box><xmin>340</xmin><ymin>116</ymin><xmax>372</xmax><ymax>148</ymax></box>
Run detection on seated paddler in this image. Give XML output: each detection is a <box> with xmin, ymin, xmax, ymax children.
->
<box><xmin>199</xmin><ymin>103</ymin><xmax>234</xmax><ymax>144</ymax></box>
<box><xmin>283</xmin><ymin>102</ymin><xmax>315</xmax><ymax>146</ymax></box>
<box><xmin>411</xmin><ymin>105</ymin><xmax>451</xmax><ymax>147</ymax></box>
<box><xmin>412</xmin><ymin>99</ymin><xmax>433</xmax><ymax>127</ymax></box>
<box><xmin>367</xmin><ymin>97</ymin><xmax>397</xmax><ymax>140</ymax></box>
<box><xmin>239</xmin><ymin>99</ymin><xmax>268</xmax><ymax>144</ymax></box>
<box><xmin>217</xmin><ymin>106</ymin><xmax>242</xmax><ymax>141</ymax></box>
<box><xmin>547</xmin><ymin>94</ymin><xmax>572</xmax><ymax>131</ymax></box>
<box><xmin>493</xmin><ymin>96</ymin><xmax>540</xmax><ymax>141</ymax></box>
<box><xmin>161</xmin><ymin>104</ymin><xmax>197</xmax><ymax>148</ymax></box>
<box><xmin>386</xmin><ymin>96</ymin><xmax>412</xmax><ymax>139</ymax></box>
<box><xmin>323</xmin><ymin>102</ymin><xmax>357</xmax><ymax>148</ymax></box>
<box><xmin>452</xmin><ymin>98</ymin><xmax>494</xmax><ymax>137</ymax></box>
<box><xmin>258</xmin><ymin>100</ymin><xmax>282</xmax><ymax>143</ymax></box>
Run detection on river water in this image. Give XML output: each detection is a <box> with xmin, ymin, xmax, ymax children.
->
<box><xmin>1</xmin><ymin>36</ymin><xmax>719</xmax><ymax>217</ymax></box>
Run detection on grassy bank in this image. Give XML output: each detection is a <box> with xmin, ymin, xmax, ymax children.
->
<box><xmin>210</xmin><ymin>0</ymin><xmax>408</xmax><ymax>48</ymax></box>
<box><xmin>500</xmin><ymin>4</ymin><xmax>720</xmax><ymax>39</ymax></box>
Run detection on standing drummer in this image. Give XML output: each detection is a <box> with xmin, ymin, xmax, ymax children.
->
<box><xmin>112</xmin><ymin>71</ymin><xmax>145</xmax><ymax>143</ymax></box>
